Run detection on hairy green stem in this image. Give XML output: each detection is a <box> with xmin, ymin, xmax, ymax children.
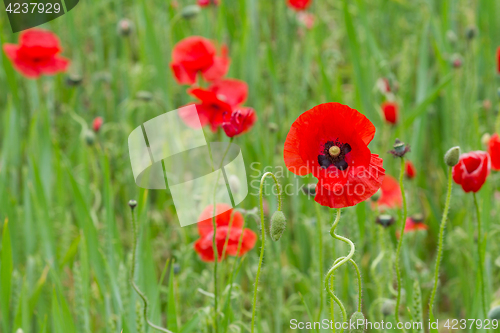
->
<box><xmin>429</xmin><ymin>166</ymin><xmax>453</xmax><ymax>315</ymax></box>
<box><xmin>130</xmin><ymin>206</ymin><xmax>173</xmax><ymax>333</ymax></box>
<box><xmin>315</xmin><ymin>203</ymin><xmax>324</xmax><ymax>322</ymax></box>
<box><xmin>211</xmin><ymin>139</ymin><xmax>233</xmax><ymax>333</ymax></box>
<box><xmin>251</xmin><ymin>172</ymin><xmax>282</xmax><ymax>333</ymax></box>
<box><xmin>394</xmin><ymin>157</ymin><xmax>408</xmax><ymax>324</ymax></box>
<box><xmin>324</xmin><ymin>209</ymin><xmax>361</xmax><ymax>333</ymax></box>
<box><xmin>473</xmin><ymin>192</ymin><xmax>487</xmax><ymax>317</ymax></box>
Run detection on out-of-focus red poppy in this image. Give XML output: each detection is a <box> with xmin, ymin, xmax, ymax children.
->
<box><xmin>452</xmin><ymin>151</ymin><xmax>490</xmax><ymax>193</ymax></box>
<box><xmin>3</xmin><ymin>29</ymin><xmax>69</xmax><ymax>79</ymax></box>
<box><xmin>378</xmin><ymin>175</ymin><xmax>402</xmax><ymax>210</ymax></box>
<box><xmin>92</xmin><ymin>117</ymin><xmax>103</xmax><ymax>133</ymax></box>
<box><xmin>198</xmin><ymin>0</ymin><xmax>219</xmax><ymax>6</ymax></box>
<box><xmin>187</xmin><ymin>79</ymin><xmax>248</xmax><ymax>131</ymax></box>
<box><xmin>381</xmin><ymin>101</ymin><xmax>398</xmax><ymax>125</ymax></box>
<box><xmin>376</xmin><ymin>78</ymin><xmax>391</xmax><ymax>94</ymax></box>
<box><xmin>497</xmin><ymin>47</ymin><xmax>500</xmax><ymax>74</ymax></box>
<box><xmin>405</xmin><ymin>161</ymin><xmax>416</xmax><ymax>179</ymax></box>
<box><xmin>170</xmin><ymin>36</ymin><xmax>229</xmax><ymax>85</ymax></box>
<box><xmin>222</xmin><ymin>107</ymin><xmax>257</xmax><ymax>138</ymax></box>
<box><xmin>297</xmin><ymin>12</ymin><xmax>315</xmax><ymax>29</ymax></box>
<box><xmin>194</xmin><ymin>204</ymin><xmax>257</xmax><ymax>262</ymax></box>
<box><xmin>284</xmin><ymin>103</ymin><xmax>385</xmax><ymax>208</ymax></box>
<box><xmin>488</xmin><ymin>133</ymin><xmax>500</xmax><ymax>171</ymax></box>
<box><xmin>396</xmin><ymin>216</ymin><xmax>428</xmax><ymax>238</ymax></box>
<box><xmin>287</xmin><ymin>0</ymin><xmax>311</xmax><ymax>11</ymax></box>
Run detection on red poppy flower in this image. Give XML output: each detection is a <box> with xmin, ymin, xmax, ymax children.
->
<box><xmin>497</xmin><ymin>46</ymin><xmax>500</xmax><ymax>74</ymax></box>
<box><xmin>92</xmin><ymin>117</ymin><xmax>103</xmax><ymax>133</ymax></box>
<box><xmin>198</xmin><ymin>0</ymin><xmax>219</xmax><ymax>6</ymax></box>
<box><xmin>452</xmin><ymin>151</ymin><xmax>491</xmax><ymax>193</ymax></box>
<box><xmin>488</xmin><ymin>133</ymin><xmax>500</xmax><ymax>171</ymax></box>
<box><xmin>3</xmin><ymin>28</ymin><xmax>69</xmax><ymax>79</ymax></box>
<box><xmin>376</xmin><ymin>78</ymin><xmax>391</xmax><ymax>94</ymax></box>
<box><xmin>381</xmin><ymin>101</ymin><xmax>398</xmax><ymax>125</ymax></box>
<box><xmin>404</xmin><ymin>217</ymin><xmax>428</xmax><ymax>233</ymax></box>
<box><xmin>405</xmin><ymin>160</ymin><xmax>416</xmax><ymax>179</ymax></box>
<box><xmin>396</xmin><ymin>216</ymin><xmax>428</xmax><ymax>238</ymax></box>
<box><xmin>284</xmin><ymin>103</ymin><xmax>385</xmax><ymax>208</ymax></box>
<box><xmin>287</xmin><ymin>0</ymin><xmax>312</xmax><ymax>11</ymax></box>
<box><xmin>378</xmin><ymin>175</ymin><xmax>402</xmax><ymax>210</ymax></box>
<box><xmin>187</xmin><ymin>79</ymin><xmax>248</xmax><ymax>131</ymax></box>
<box><xmin>297</xmin><ymin>12</ymin><xmax>315</xmax><ymax>29</ymax></box>
<box><xmin>194</xmin><ymin>204</ymin><xmax>257</xmax><ymax>262</ymax></box>
<box><xmin>170</xmin><ymin>36</ymin><xmax>229</xmax><ymax>85</ymax></box>
<box><xmin>222</xmin><ymin>107</ymin><xmax>257</xmax><ymax>138</ymax></box>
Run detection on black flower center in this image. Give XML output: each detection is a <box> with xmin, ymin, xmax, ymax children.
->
<box><xmin>318</xmin><ymin>139</ymin><xmax>351</xmax><ymax>171</ymax></box>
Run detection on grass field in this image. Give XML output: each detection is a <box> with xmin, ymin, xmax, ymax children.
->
<box><xmin>1</xmin><ymin>0</ymin><xmax>500</xmax><ymax>332</ymax></box>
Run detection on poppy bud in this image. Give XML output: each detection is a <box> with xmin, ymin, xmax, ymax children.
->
<box><xmin>117</xmin><ymin>19</ymin><xmax>134</xmax><ymax>36</ymax></box>
<box><xmin>66</xmin><ymin>74</ymin><xmax>83</xmax><ymax>87</ymax></box>
<box><xmin>444</xmin><ymin>146</ymin><xmax>460</xmax><ymax>167</ymax></box>
<box><xmin>376</xmin><ymin>214</ymin><xmax>395</xmax><ymax>228</ymax></box>
<box><xmin>85</xmin><ymin>130</ymin><xmax>95</xmax><ymax>145</ymax></box>
<box><xmin>446</xmin><ymin>30</ymin><xmax>457</xmax><ymax>44</ymax></box>
<box><xmin>270</xmin><ymin>211</ymin><xmax>287</xmax><ymax>241</ymax></box>
<box><xmin>381</xmin><ymin>300</ymin><xmax>395</xmax><ymax>316</ymax></box>
<box><xmin>268</xmin><ymin>123</ymin><xmax>278</xmax><ymax>132</ymax></box>
<box><xmin>181</xmin><ymin>5</ymin><xmax>201</xmax><ymax>19</ymax></box>
<box><xmin>136</xmin><ymin>90</ymin><xmax>153</xmax><ymax>102</ymax></box>
<box><xmin>128</xmin><ymin>199</ymin><xmax>137</xmax><ymax>209</ymax></box>
<box><xmin>92</xmin><ymin>117</ymin><xmax>103</xmax><ymax>133</ymax></box>
<box><xmin>349</xmin><ymin>312</ymin><xmax>365</xmax><ymax>333</ymax></box>
<box><xmin>451</xmin><ymin>54</ymin><xmax>462</xmax><ymax>68</ymax></box>
<box><xmin>488</xmin><ymin>306</ymin><xmax>500</xmax><ymax>320</ymax></box>
<box><xmin>370</xmin><ymin>189</ymin><xmax>381</xmax><ymax>202</ymax></box>
<box><xmin>405</xmin><ymin>160</ymin><xmax>417</xmax><ymax>179</ymax></box>
<box><xmin>465</xmin><ymin>26</ymin><xmax>477</xmax><ymax>40</ymax></box>
<box><xmin>482</xmin><ymin>133</ymin><xmax>491</xmax><ymax>147</ymax></box>
<box><xmin>173</xmin><ymin>263</ymin><xmax>181</xmax><ymax>275</ymax></box>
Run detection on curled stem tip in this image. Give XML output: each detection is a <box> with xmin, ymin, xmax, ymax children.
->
<box><xmin>324</xmin><ymin>209</ymin><xmax>362</xmax><ymax>333</ymax></box>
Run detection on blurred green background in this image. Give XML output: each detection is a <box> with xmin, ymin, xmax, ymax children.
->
<box><xmin>1</xmin><ymin>0</ymin><xmax>500</xmax><ymax>332</ymax></box>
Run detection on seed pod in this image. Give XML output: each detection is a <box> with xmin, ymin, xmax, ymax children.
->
<box><xmin>181</xmin><ymin>5</ymin><xmax>201</xmax><ymax>19</ymax></box>
<box><xmin>136</xmin><ymin>91</ymin><xmax>153</xmax><ymax>102</ymax></box>
<box><xmin>349</xmin><ymin>311</ymin><xmax>365</xmax><ymax>333</ymax></box>
<box><xmin>444</xmin><ymin>146</ymin><xmax>460</xmax><ymax>167</ymax></box>
<box><xmin>270</xmin><ymin>211</ymin><xmax>287</xmax><ymax>241</ymax></box>
<box><xmin>128</xmin><ymin>200</ymin><xmax>138</xmax><ymax>209</ymax></box>
<box><xmin>376</xmin><ymin>215</ymin><xmax>395</xmax><ymax>228</ymax></box>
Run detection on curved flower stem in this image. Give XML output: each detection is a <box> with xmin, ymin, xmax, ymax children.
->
<box><xmin>394</xmin><ymin>157</ymin><xmax>408</xmax><ymax>324</ymax></box>
<box><xmin>473</xmin><ymin>192</ymin><xmax>487</xmax><ymax>317</ymax></box>
<box><xmin>210</xmin><ymin>139</ymin><xmax>233</xmax><ymax>333</ymax></box>
<box><xmin>130</xmin><ymin>206</ymin><xmax>173</xmax><ymax>333</ymax></box>
<box><xmin>324</xmin><ymin>208</ymin><xmax>358</xmax><ymax>333</ymax></box>
<box><xmin>315</xmin><ymin>203</ymin><xmax>324</xmax><ymax>322</ymax></box>
<box><xmin>429</xmin><ymin>166</ymin><xmax>453</xmax><ymax>316</ymax></box>
<box><xmin>251</xmin><ymin>172</ymin><xmax>282</xmax><ymax>333</ymax></box>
